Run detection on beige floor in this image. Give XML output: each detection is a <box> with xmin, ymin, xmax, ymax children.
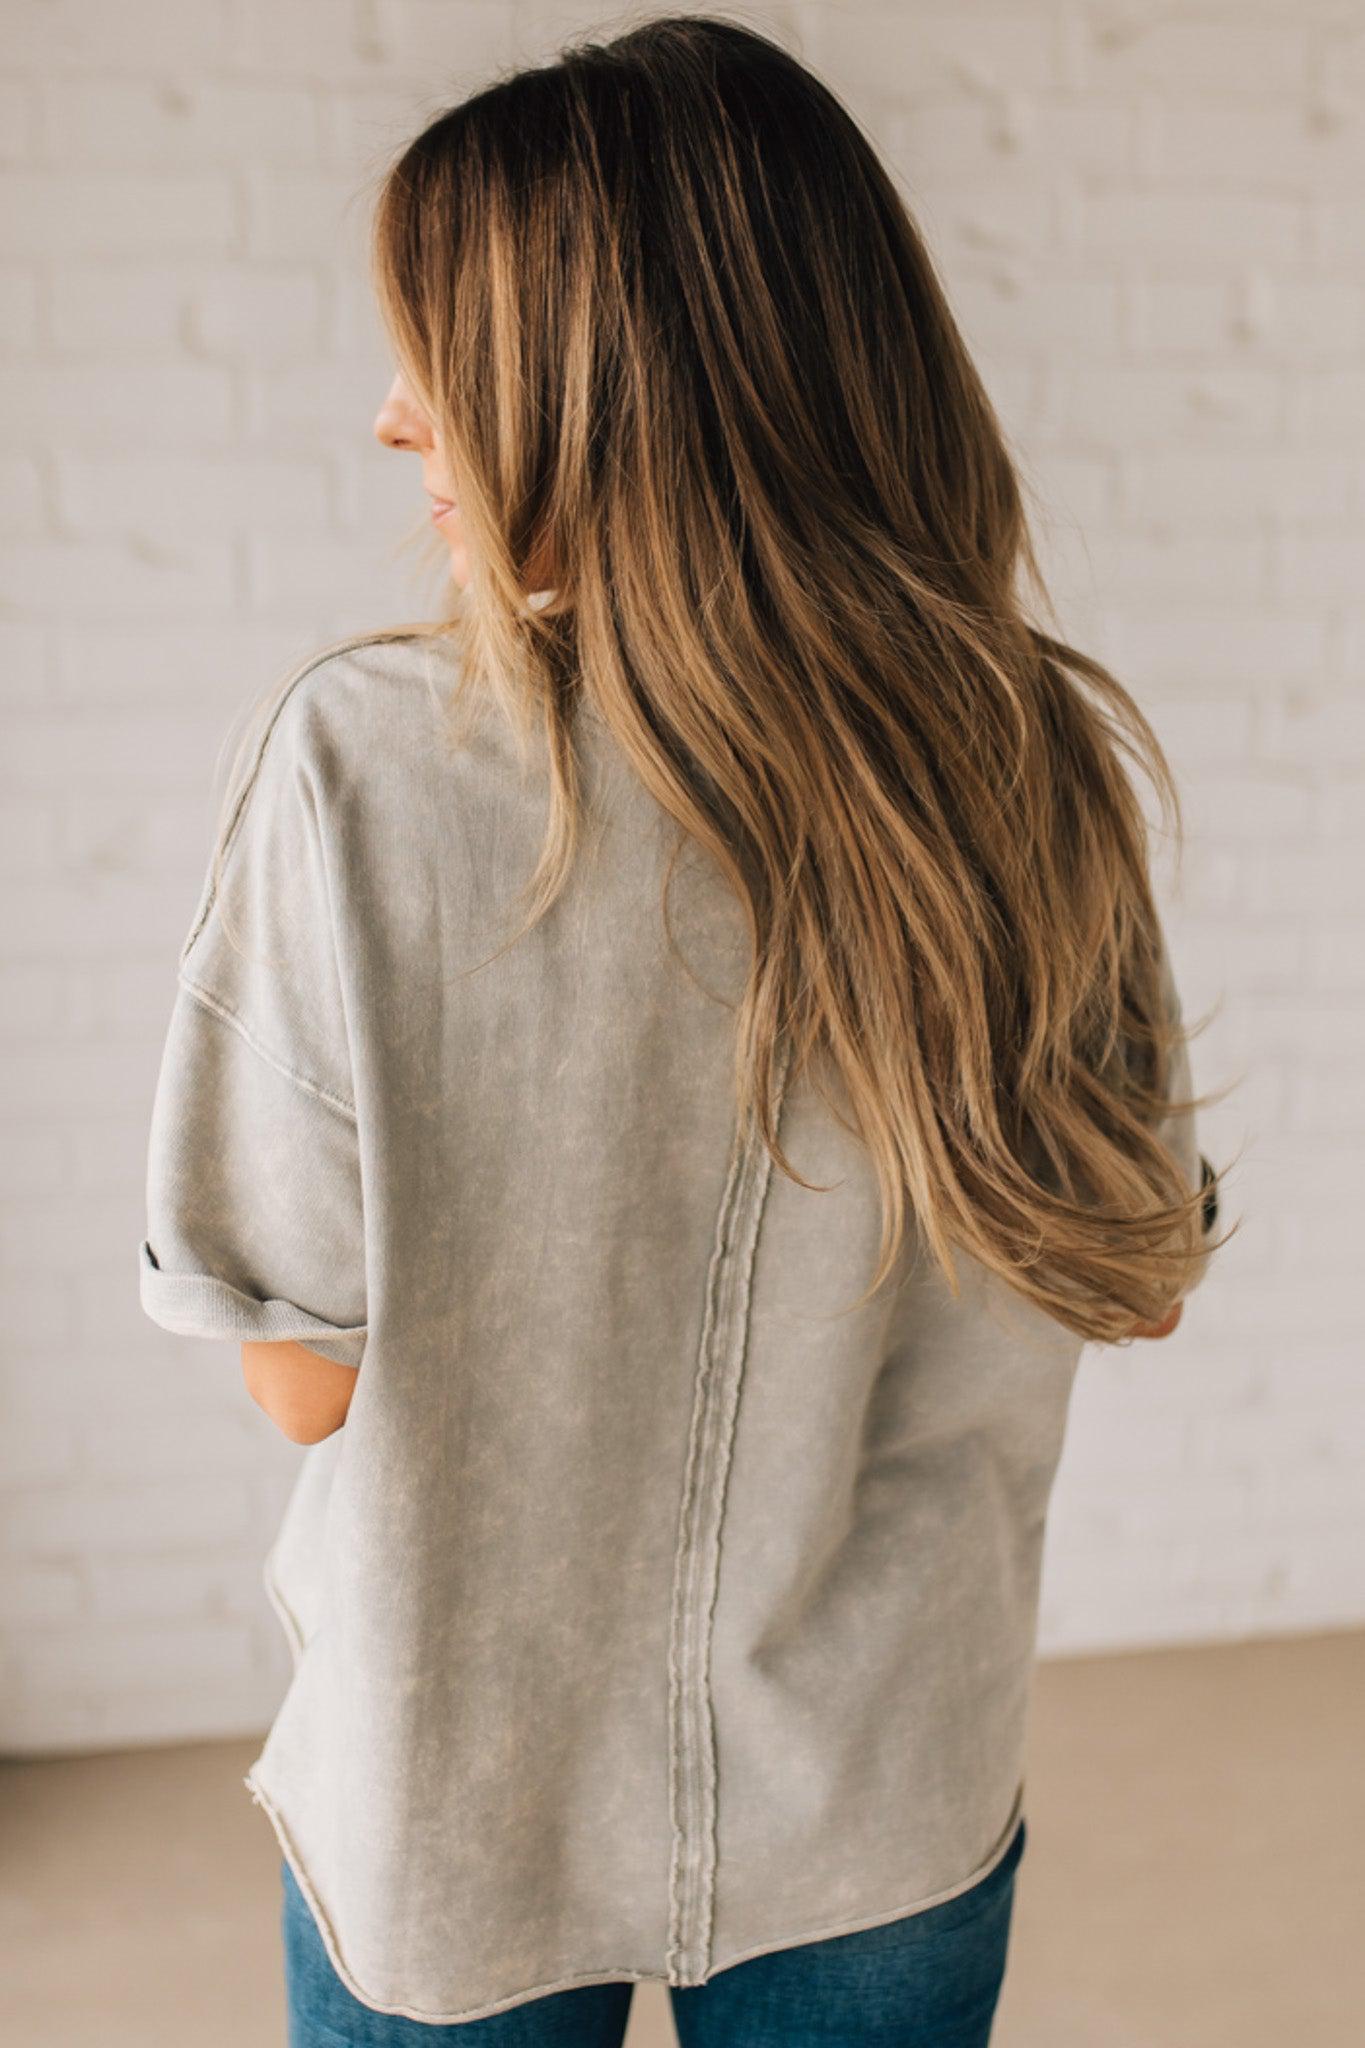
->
<box><xmin>1</xmin><ymin>1628</ymin><xmax>1360</xmax><ymax>2046</ymax></box>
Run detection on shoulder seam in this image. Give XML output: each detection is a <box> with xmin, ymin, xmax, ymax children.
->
<box><xmin>177</xmin><ymin>972</ymin><xmax>359</xmax><ymax>1124</ymax></box>
<box><xmin>177</xmin><ymin>629</ymin><xmax>429</xmax><ymax>971</ymax></box>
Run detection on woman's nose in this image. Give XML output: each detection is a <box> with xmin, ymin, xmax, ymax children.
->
<box><xmin>373</xmin><ymin>376</ymin><xmax>431</xmax><ymax>452</ymax></box>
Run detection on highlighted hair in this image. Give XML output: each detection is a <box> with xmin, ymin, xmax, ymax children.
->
<box><xmin>366</xmin><ymin>12</ymin><xmax>1234</xmax><ymax>1338</ymax></box>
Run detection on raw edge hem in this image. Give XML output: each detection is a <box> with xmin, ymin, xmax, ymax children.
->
<box><xmin>702</xmin><ymin>1775</ymin><xmax>1028</xmax><ymax>1983</ymax></box>
<box><xmin>241</xmin><ymin>1768</ymin><xmax>1027</xmax><ymax>2024</ymax></box>
<box><xmin>242</xmin><ymin>1769</ymin><xmax>659</xmax><ymax>2025</ymax></box>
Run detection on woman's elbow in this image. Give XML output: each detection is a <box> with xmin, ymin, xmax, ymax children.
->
<box><xmin>241</xmin><ymin>1340</ymin><xmax>356</xmax><ymax>1443</ymax></box>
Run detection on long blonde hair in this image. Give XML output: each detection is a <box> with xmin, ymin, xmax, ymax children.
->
<box><xmin>362</xmin><ymin>10</ymin><xmax>1232</xmax><ymax>1340</ymax></box>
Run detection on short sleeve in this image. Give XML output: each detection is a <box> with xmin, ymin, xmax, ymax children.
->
<box><xmin>138</xmin><ymin>674</ymin><xmax>368</xmax><ymax>1369</ymax></box>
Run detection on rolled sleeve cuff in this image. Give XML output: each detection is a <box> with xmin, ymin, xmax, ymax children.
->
<box><xmin>138</xmin><ymin>1238</ymin><xmax>367</xmax><ymax>1367</ymax></box>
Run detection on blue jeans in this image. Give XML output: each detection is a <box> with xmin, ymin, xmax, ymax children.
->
<box><xmin>282</xmin><ymin>1815</ymin><xmax>1025</xmax><ymax>2045</ymax></box>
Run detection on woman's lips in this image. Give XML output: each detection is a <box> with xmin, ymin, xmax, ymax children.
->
<box><xmin>430</xmin><ymin>499</ymin><xmax>455</xmax><ymax>523</ymax></box>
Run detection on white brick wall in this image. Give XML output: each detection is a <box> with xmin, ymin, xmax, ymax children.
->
<box><xmin>0</xmin><ymin>0</ymin><xmax>1359</xmax><ymax>1753</ymax></box>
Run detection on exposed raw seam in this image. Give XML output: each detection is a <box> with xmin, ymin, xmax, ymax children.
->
<box><xmin>173</xmin><ymin>626</ymin><xmax>425</xmax><ymax>1107</ymax></box>
<box><xmin>664</xmin><ymin>1124</ymin><xmax>746</xmax><ymax>1984</ymax></box>
<box><xmin>177</xmin><ymin>973</ymin><xmax>358</xmax><ymax>1122</ymax></box>
<box><xmin>665</xmin><ymin>1040</ymin><xmax>790</xmax><ymax>1986</ymax></box>
<box><xmin>245</xmin><ymin>1768</ymin><xmax>1027</xmax><ymax>2023</ymax></box>
<box><xmin>690</xmin><ymin>1103</ymin><xmax>783</xmax><ymax>1973</ymax></box>
<box><xmin>178</xmin><ymin>626</ymin><xmax>424</xmax><ymax>966</ymax></box>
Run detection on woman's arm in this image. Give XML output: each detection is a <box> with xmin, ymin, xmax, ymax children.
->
<box><xmin>241</xmin><ymin>1340</ymin><xmax>358</xmax><ymax>1443</ymax></box>
<box><xmin>1127</xmin><ymin>1300</ymin><xmax>1184</xmax><ymax>1340</ymax></box>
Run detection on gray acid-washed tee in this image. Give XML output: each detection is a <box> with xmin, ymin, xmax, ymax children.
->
<box><xmin>138</xmin><ymin>627</ymin><xmax>1212</xmax><ymax>2025</ymax></box>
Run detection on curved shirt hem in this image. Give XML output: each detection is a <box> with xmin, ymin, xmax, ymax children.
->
<box><xmin>705</xmin><ymin>1772</ymin><xmax>1027</xmax><ymax>1977</ymax></box>
<box><xmin>241</xmin><ymin>1766</ymin><xmax>1027</xmax><ymax>2026</ymax></box>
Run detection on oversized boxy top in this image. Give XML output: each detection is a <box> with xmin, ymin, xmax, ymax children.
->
<box><xmin>138</xmin><ymin>627</ymin><xmax>1214</xmax><ymax>2024</ymax></box>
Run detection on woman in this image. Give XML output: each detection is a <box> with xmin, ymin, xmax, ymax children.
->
<box><xmin>138</xmin><ymin>15</ymin><xmax>1228</xmax><ymax>2045</ymax></box>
